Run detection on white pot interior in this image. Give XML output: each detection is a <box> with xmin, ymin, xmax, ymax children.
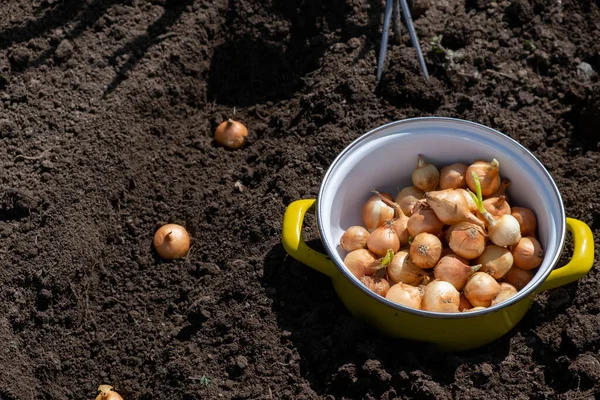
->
<box><xmin>317</xmin><ymin>118</ymin><xmax>565</xmax><ymax>311</ymax></box>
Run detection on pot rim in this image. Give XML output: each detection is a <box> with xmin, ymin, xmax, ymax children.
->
<box><xmin>316</xmin><ymin>117</ymin><xmax>566</xmax><ymax>319</ymax></box>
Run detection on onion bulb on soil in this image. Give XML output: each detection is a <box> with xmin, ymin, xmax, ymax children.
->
<box><xmin>361</xmin><ymin>276</ymin><xmax>390</xmax><ymax>297</ymax></box>
<box><xmin>395</xmin><ymin>186</ymin><xmax>425</xmax><ymax>216</ymax></box>
<box><xmin>386</xmin><ymin>283</ymin><xmax>424</xmax><ymax>309</ymax></box>
<box><xmin>503</xmin><ymin>266</ymin><xmax>533</xmax><ymax>290</ymax></box>
<box><xmin>410</xmin><ymin>232</ymin><xmax>442</xmax><ymax>269</ymax></box>
<box><xmin>511</xmin><ymin>207</ymin><xmax>537</xmax><ymax>237</ymax></box>
<box><xmin>439</xmin><ymin>163</ymin><xmax>468</xmax><ymax>189</ymax></box>
<box><xmin>96</xmin><ymin>386</ymin><xmax>123</xmax><ymax>400</ymax></box>
<box><xmin>425</xmin><ymin>189</ymin><xmax>485</xmax><ymax>227</ymax></box>
<box><xmin>466</xmin><ymin>159</ymin><xmax>501</xmax><ymax>197</ymax></box>
<box><xmin>470</xmin><ymin>172</ymin><xmax>521</xmax><ymax>247</ymax></box>
<box><xmin>464</xmin><ymin>272</ymin><xmax>501</xmax><ymax>307</ymax></box>
<box><xmin>446</xmin><ymin>222</ymin><xmax>487</xmax><ymax>260</ymax></box>
<box><xmin>214</xmin><ymin>118</ymin><xmax>248</xmax><ymax>149</ymax></box>
<box><xmin>492</xmin><ymin>284</ymin><xmax>518</xmax><ymax>306</ymax></box>
<box><xmin>421</xmin><ymin>280</ymin><xmax>460</xmax><ymax>312</ymax></box>
<box><xmin>340</xmin><ymin>226</ymin><xmax>370</xmax><ymax>252</ymax></box>
<box><xmin>344</xmin><ymin>249</ymin><xmax>377</xmax><ymax>278</ymax></box>
<box><xmin>407</xmin><ymin>203</ymin><xmax>444</xmax><ymax>236</ymax></box>
<box><xmin>367</xmin><ymin>221</ymin><xmax>400</xmax><ymax>256</ymax></box>
<box><xmin>362</xmin><ymin>193</ymin><xmax>395</xmax><ymax>232</ymax></box>
<box><xmin>412</xmin><ymin>154</ymin><xmax>440</xmax><ymax>192</ymax></box>
<box><xmin>475</xmin><ymin>245</ymin><xmax>514</xmax><ymax>279</ymax></box>
<box><xmin>511</xmin><ymin>236</ymin><xmax>544</xmax><ymax>270</ymax></box>
<box><xmin>387</xmin><ymin>250</ymin><xmax>426</xmax><ymax>285</ymax></box>
<box><xmin>153</xmin><ymin>223</ymin><xmax>191</xmax><ymax>260</ymax></box>
<box><xmin>433</xmin><ymin>256</ymin><xmax>481</xmax><ymax>291</ymax></box>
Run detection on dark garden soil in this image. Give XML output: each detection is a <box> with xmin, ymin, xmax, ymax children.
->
<box><xmin>1</xmin><ymin>0</ymin><xmax>600</xmax><ymax>399</ymax></box>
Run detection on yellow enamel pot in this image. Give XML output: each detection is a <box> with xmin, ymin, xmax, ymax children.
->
<box><xmin>281</xmin><ymin>117</ymin><xmax>595</xmax><ymax>352</ymax></box>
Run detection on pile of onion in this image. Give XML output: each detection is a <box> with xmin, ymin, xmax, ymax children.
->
<box><xmin>341</xmin><ymin>154</ymin><xmax>543</xmax><ymax>313</ymax></box>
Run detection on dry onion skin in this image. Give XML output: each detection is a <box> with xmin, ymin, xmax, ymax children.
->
<box><xmin>395</xmin><ymin>186</ymin><xmax>425</xmax><ymax>216</ymax></box>
<box><xmin>153</xmin><ymin>223</ymin><xmax>191</xmax><ymax>260</ymax></box>
<box><xmin>387</xmin><ymin>251</ymin><xmax>426</xmax><ymax>285</ymax></box>
<box><xmin>421</xmin><ymin>280</ymin><xmax>460</xmax><ymax>312</ymax></box>
<box><xmin>511</xmin><ymin>207</ymin><xmax>538</xmax><ymax>237</ymax></box>
<box><xmin>407</xmin><ymin>204</ymin><xmax>444</xmax><ymax>236</ymax></box>
<box><xmin>410</xmin><ymin>232</ymin><xmax>442</xmax><ymax>269</ymax></box>
<box><xmin>340</xmin><ymin>226</ymin><xmax>370</xmax><ymax>252</ymax></box>
<box><xmin>466</xmin><ymin>159</ymin><xmax>501</xmax><ymax>197</ymax></box>
<box><xmin>446</xmin><ymin>222</ymin><xmax>487</xmax><ymax>260</ymax></box>
<box><xmin>492</xmin><ymin>284</ymin><xmax>518</xmax><ymax>306</ymax></box>
<box><xmin>464</xmin><ymin>272</ymin><xmax>501</xmax><ymax>307</ymax></box>
<box><xmin>386</xmin><ymin>283</ymin><xmax>424</xmax><ymax>309</ymax></box>
<box><xmin>475</xmin><ymin>245</ymin><xmax>514</xmax><ymax>279</ymax></box>
<box><xmin>344</xmin><ymin>249</ymin><xmax>377</xmax><ymax>279</ymax></box>
<box><xmin>502</xmin><ymin>266</ymin><xmax>533</xmax><ymax>290</ymax></box>
<box><xmin>96</xmin><ymin>385</ymin><xmax>124</xmax><ymax>400</ymax></box>
<box><xmin>367</xmin><ymin>222</ymin><xmax>400</xmax><ymax>256</ymax></box>
<box><xmin>439</xmin><ymin>163</ymin><xmax>468</xmax><ymax>189</ymax></box>
<box><xmin>412</xmin><ymin>154</ymin><xmax>440</xmax><ymax>192</ymax></box>
<box><xmin>361</xmin><ymin>276</ymin><xmax>391</xmax><ymax>297</ymax></box>
<box><xmin>511</xmin><ymin>236</ymin><xmax>544</xmax><ymax>270</ymax></box>
<box><xmin>362</xmin><ymin>193</ymin><xmax>395</xmax><ymax>232</ymax></box>
<box><xmin>214</xmin><ymin>118</ymin><xmax>248</xmax><ymax>149</ymax></box>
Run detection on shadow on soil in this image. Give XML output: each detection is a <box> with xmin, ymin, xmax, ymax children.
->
<box><xmin>262</xmin><ymin>240</ymin><xmax>515</xmax><ymax>397</ymax></box>
<box><xmin>207</xmin><ymin>0</ymin><xmax>383</xmax><ymax>107</ymax></box>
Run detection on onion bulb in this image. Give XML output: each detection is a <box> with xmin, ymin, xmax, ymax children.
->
<box><xmin>407</xmin><ymin>203</ymin><xmax>444</xmax><ymax>236</ymax></box>
<box><xmin>466</xmin><ymin>159</ymin><xmax>501</xmax><ymax>197</ymax></box>
<box><xmin>439</xmin><ymin>163</ymin><xmax>468</xmax><ymax>189</ymax></box>
<box><xmin>344</xmin><ymin>249</ymin><xmax>377</xmax><ymax>278</ymax></box>
<box><xmin>503</xmin><ymin>266</ymin><xmax>533</xmax><ymax>290</ymax></box>
<box><xmin>475</xmin><ymin>245</ymin><xmax>514</xmax><ymax>279</ymax></box>
<box><xmin>96</xmin><ymin>386</ymin><xmax>123</xmax><ymax>400</ymax></box>
<box><xmin>361</xmin><ymin>276</ymin><xmax>390</xmax><ymax>297</ymax></box>
<box><xmin>459</xmin><ymin>293</ymin><xmax>473</xmax><ymax>311</ymax></box>
<box><xmin>362</xmin><ymin>193</ymin><xmax>395</xmax><ymax>232</ymax></box>
<box><xmin>386</xmin><ymin>283</ymin><xmax>424</xmax><ymax>309</ymax></box>
<box><xmin>387</xmin><ymin>250</ymin><xmax>426</xmax><ymax>285</ymax></box>
<box><xmin>463</xmin><ymin>272</ymin><xmax>501</xmax><ymax>307</ymax></box>
<box><xmin>153</xmin><ymin>223</ymin><xmax>191</xmax><ymax>260</ymax></box>
<box><xmin>511</xmin><ymin>207</ymin><xmax>537</xmax><ymax>237</ymax></box>
<box><xmin>511</xmin><ymin>236</ymin><xmax>543</xmax><ymax>270</ymax></box>
<box><xmin>470</xmin><ymin>172</ymin><xmax>521</xmax><ymax>247</ymax></box>
<box><xmin>425</xmin><ymin>189</ymin><xmax>485</xmax><ymax>227</ymax></box>
<box><xmin>489</xmin><ymin>177</ymin><xmax>511</xmax><ymax>198</ymax></box>
<box><xmin>412</xmin><ymin>154</ymin><xmax>440</xmax><ymax>192</ymax></box>
<box><xmin>421</xmin><ymin>280</ymin><xmax>460</xmax><ymax>312</ymax></box>
<box><xmin>499</xmin><ymin>282</ymin><xmax>517</xmax><ymax>291</ymax></box>
<box><xmin>367</xmin><ymin>222</ymin><xmax>400</xmax><ymax>256</ymax></box>
<box><xmin>395</xmin><ymin>186</ymin><xmax>425</xmax><ymax>216</ymax></box>
<box><xmin>456</xmin><ymin>188</ymin><xmax>478</xmax><ymax>212</ymax></box>
<box><xmin>446</xmin><ymin>222</ymin><xmax>487</xmax><ymax>260</ymax></box>
<box><xmin>371</xmin><ymin>190</ymin><xmax>410</xmax><ymax>246</ymax></box>
<box><xmin>433</xmin><ymin>256</ymin><xmax>481</xmax><ymax>290</ymax></box>
<box><xmin>482</xmin><ymin>195</ymin><xmax>511</xmax><ymax>218</ymax></box>
<box><xmin>215</xmin><ymin>118</ymin><xmax>248</xmax><ymax>149</ymax></box>
<box><xmin>464</xmin><ymin>306</ymin><xmax>487</xmax><ymax>312</ymax></box>
<box><xmin>340</xmin><ymin>226</ymin><xmax>370</xmax><ymax>252</ymax></box>
<box><xmin>440</xmin><ymin>248</ymin><xmax>469</xmax><ymax>264</ymax></box>
<box><xmin>491</xmin><ymin>284</ymin><xmax>518</xmax><ymax>306</ymax></box>
<box><xmin>409</xmin><ymin>232</ymin><xmax>442</xmax><ymax>269</ymax></box>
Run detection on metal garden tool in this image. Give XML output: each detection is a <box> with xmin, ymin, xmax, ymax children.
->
<box><xmin>377</xmin><ymin>0</ymin><xmax>430</xmax><ymax>82</ymax></box>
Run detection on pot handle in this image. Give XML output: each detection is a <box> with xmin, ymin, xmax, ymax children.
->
<box><xmin>536</xmin><ymin>218</ymin><xmax>595</xmax><ymax>293</ymax></box>
<box><xmin>282</xmin><ymin>199</ymin><xmax>337</xmax><ymax>278</ymax></box>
